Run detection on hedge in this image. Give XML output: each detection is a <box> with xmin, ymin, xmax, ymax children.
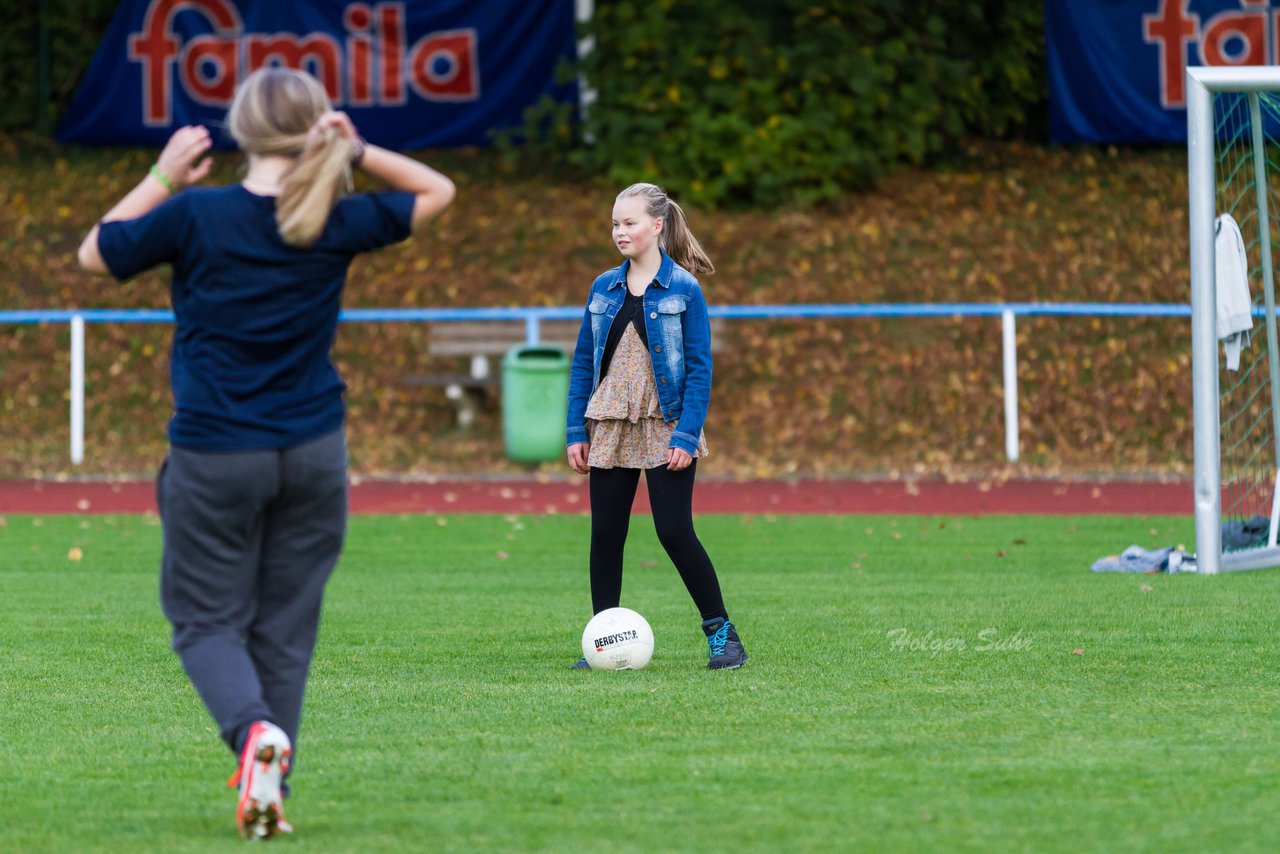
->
<box><xmin>505</xmin><ymin>0</ymin><xmax>1047</xmax><ymax>207</ymax></box>
<box><xmin>0</xmin><ymin>0</ymin><xmax>119</xmax><ymax>130</ymax></box>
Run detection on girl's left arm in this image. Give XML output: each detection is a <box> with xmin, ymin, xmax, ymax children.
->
<box><xmin>670</xmin><ymin>286</ymin><xmax>713</xmax><ymax>456</ymax></box>
<box><xmin>78</xmin><ymin>125</ymin><xmax>213</xmax><ymax>275</ymax></box>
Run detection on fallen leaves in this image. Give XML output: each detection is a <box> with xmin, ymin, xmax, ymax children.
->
<box><xmin>0</xmin><ymin>140</ymin><xmax>1200</xmax><ymax>478</ymax></box>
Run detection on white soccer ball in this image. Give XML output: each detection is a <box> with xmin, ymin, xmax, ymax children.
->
<box><xmin>581</xmin><ymin>607</ymin><xmax>654</xmax><ymax>671</ymax></box>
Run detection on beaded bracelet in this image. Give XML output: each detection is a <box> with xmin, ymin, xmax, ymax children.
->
<box><xmin>350</xmin><ymin>135</ymin><xmax>367</xmax><ymax>167</ymax></box>
<box><xmin>149</xmin><ymin>164</ymin><xmax>176</xmax><ymax>194</ymax></box>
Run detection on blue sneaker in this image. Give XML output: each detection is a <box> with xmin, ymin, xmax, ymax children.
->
<box><xmin>702</xmin><ymin>617</ymin><xmax>748</xmax><ymax>670</ymax></box>
<box><xmin>571</xmin><ymin>656</ymin><xmax>590</xmax><ymax>670</ymax></box>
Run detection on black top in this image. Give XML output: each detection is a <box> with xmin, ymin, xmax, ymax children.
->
<box><xmin>599</xmin><ymin>289</ymin><xmax>650</xmax><ymax>379</ymax></box>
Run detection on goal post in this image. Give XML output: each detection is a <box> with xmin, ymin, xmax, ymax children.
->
<box><xmin>1188</xmin><ymin>66</ymin><xmax>1280</xmax><ymax>574</ymax></box>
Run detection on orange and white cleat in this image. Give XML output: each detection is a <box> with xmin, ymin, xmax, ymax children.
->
<box><xmin>230</xmin><ymin>721</ymin><xmax>292</xmax><ymax>840</ymax></box>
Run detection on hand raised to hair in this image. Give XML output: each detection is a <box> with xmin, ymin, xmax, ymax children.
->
<box><xmin>155</xmin><ymin>125</ymin><xmax>213</xmax><ymax>190</ymax></box>
<box><xmin>308</xmin><ymin>111</ymin><xmax>360</xmax><ymax>145</ymax></box>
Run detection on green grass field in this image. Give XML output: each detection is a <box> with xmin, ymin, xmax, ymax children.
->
<box><xmin>3</xmin><ymin>511</ymin><xmax>1279</xmax><ymax>852</ymax></box>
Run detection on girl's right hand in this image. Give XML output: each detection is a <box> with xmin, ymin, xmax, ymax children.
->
<box><xmin>155</xmin><ymin>125</ymin><xmax>213</xmax><ymax>190</ymax></box>
<box><xmin>567</xmin><ymin>443</ymin><xmax>590</xmax><ymax>475</ymax></box>
<box><xmin>309</xmin><ymin>110</ymin><xmax>360</xmax><ymax>145</ymax></box>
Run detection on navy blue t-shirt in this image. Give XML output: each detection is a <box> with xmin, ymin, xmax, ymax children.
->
<box><xmin>98</xmin><ymin>186</ymin><xmax>414</xmax><ymax>452</ymax></box>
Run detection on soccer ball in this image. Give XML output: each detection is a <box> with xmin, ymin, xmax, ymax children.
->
<box><xmin>581</xmin><ymin>607</ymin><xmax>654</xmax><ymax>670</ymax></box>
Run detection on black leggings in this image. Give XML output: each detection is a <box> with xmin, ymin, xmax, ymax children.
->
<box><xmin>588</xmin><ymin>460</ymin><xmax>727</xmax><ymax>622</ymax></box>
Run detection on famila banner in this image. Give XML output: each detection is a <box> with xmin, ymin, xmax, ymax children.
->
<box><xmin>1048</xmin><ymin>0</ymin><xmax>1280</xmax><ymax>143</ymax></box>
<box><xmin>56</xmin><ymin>0</ymin><xmax>577</xmax><ymax>149</ymax></box>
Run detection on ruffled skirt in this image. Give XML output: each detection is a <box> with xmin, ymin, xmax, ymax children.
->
<box><xmin>584</xmin><ymin>324</ymin><xmax>708</xmax><ymax>469</ymax></box>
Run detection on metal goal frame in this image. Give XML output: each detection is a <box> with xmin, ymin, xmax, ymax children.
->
<box><xmin>1188</xmin><ymin>66</ymin><xmax>1280</xmax><ymax>574</ymax></box>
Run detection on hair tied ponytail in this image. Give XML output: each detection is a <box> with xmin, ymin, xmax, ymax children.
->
<box><xmin>276</xmin><ymin>123</ymin><xmax>354</xmax><ymax>246</ymax></box>
<box><xmin>616</xmin><ymin>183</ymin><xmax>714</xmax><ymax>276</ymax></box>
<box><xmin>227</xmin><ymin>68</ymin><xmax>352</xmax><ymax>248</ymax></box>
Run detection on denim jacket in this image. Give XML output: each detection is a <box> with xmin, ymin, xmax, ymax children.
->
<box><xmin>566</xmin><ymin>251</ymin><xmax>713</xmax><ymax>455</ymax></box>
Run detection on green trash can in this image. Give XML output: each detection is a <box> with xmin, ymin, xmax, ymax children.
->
<box><xmin>502</xmin><ymin>344</ymin><xmax>570</xmax><ymax>462</ymax></box>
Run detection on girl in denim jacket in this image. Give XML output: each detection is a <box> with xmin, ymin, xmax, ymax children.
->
<box><xmin>566</xmin><ymin>183</ymin><xmax>748</xmax><ymax>670</ymax></box>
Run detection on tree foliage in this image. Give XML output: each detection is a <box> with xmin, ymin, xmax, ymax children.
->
<box><xmin>0</xmin><ymin>0</ymin><xmax>119</xmax><ymax>130</ymax></box>
<box><xmin>505</xmin><ymin>0</ymin><xmax>1047</xmax><ymax>207</ymax></box>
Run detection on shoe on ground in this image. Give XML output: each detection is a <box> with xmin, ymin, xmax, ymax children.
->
<box><xmin>229</xmin><ymin>720</ymin><xmax>292</xmax><ymax>840</ymax></box>
<box><xmin>702</xmin><ymin>617</ymin><xmax>748</xmax><ymax>670</ymax></box>
<box><xmin>571</xmin><ymin>656</ymin><xmax>590</xmax><ymax>670</ymax></box>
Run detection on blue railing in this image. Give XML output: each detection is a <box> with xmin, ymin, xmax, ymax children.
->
<box><xmin>0</xmin><ymin>302</ymin><xmax>1194</xmax><ymax>325</ymax></box>
<box><xmin>0</xmin><ymin>303</ymin><xmax>1192</xmax><ymax>465</ymax></box>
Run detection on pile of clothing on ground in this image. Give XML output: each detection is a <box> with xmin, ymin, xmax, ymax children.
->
<box><xmin>1090</xmin><ymin>516</ymin><xmax>1269</xmax><ymax>573</ymax></box>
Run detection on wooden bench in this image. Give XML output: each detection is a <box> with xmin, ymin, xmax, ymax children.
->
<box><xmin>404</xmin><ymin>320</ymin><xmax>581</xmax><ymax>427</ymax></box>
<box><xmin>408</xmin><ymin>318</ymin><xmax>725</xmax><ymax>427</ymax></box>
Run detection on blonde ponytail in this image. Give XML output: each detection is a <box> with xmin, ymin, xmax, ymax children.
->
<box><xmin>616</xmin><ymin>182</ymin><xmax>714</xmax><ymax>276</ymax></box>
<box><xmin>660</xmin><ymin>198</ymin><xmax>714</xmax><ymax>276</ymax></box>
<box><xmin>228</xmin><ymin>67</ymin><xmax>353</xmax><ymax>248</ymax></box>
<box><xmin>276</xmin><ymin>127</ymin><xmax>353</xmax><ymax>246</ymax></box>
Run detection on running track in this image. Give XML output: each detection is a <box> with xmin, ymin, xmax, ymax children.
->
<box><xmin>0</xmin><ymin>478</ymin><xmax>1194</xmax><ymax>515</ymax></box>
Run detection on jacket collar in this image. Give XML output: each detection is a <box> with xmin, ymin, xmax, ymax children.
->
<box><xmin>607</xmin><ymin>250</ymin><xmax>674</xmax><ymax>291</ymax></box>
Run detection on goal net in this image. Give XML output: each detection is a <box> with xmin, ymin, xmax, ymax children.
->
<box><xmin>1188</xmin><ymin>67</ymin><xmax>1280</xmax><ymax>573</ymax></box>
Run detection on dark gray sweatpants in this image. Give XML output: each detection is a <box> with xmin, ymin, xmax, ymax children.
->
<box><xmin>157</xmin><ymin>428</ymin><xmax>347</xmax><ymax>767</ymax></box>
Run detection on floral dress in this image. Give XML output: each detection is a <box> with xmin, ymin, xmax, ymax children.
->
<box><xmin>584</xmin><ymin>323</ymin><xmax>709</xmax><ymax>469</ymax></box>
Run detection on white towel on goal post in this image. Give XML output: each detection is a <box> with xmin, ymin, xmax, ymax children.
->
<box><xmin>1216</xmin><ymin>212</ymin><xmax>1253</xmax><ymax>371</ymax></box>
